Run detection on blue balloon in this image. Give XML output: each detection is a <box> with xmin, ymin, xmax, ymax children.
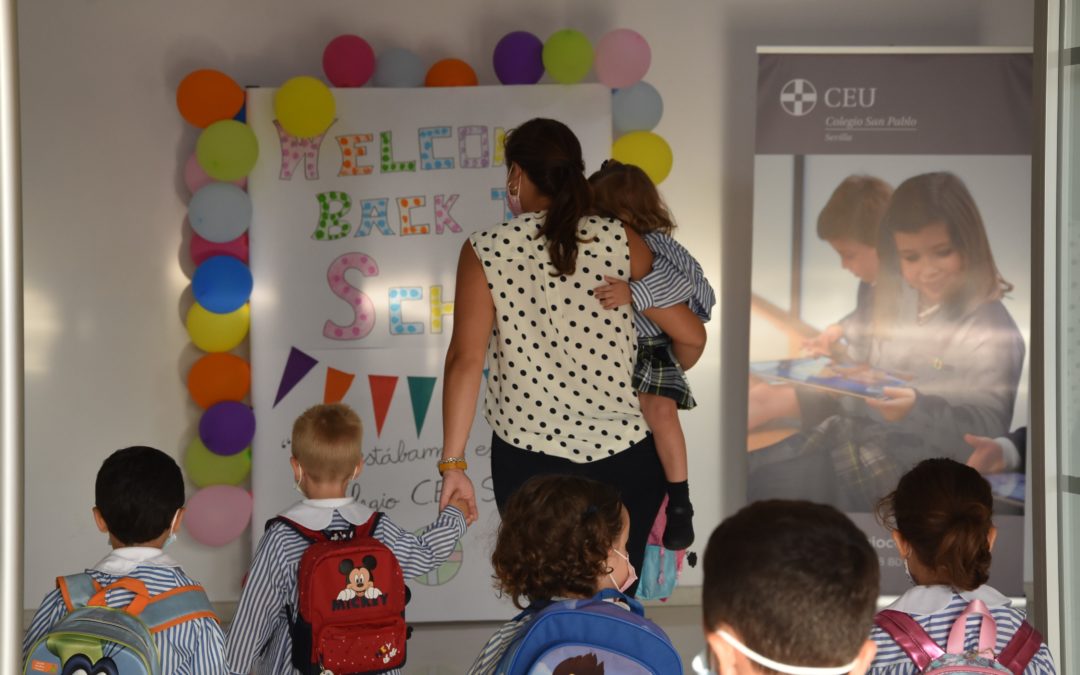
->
<box><xmin>188</xmin><ymin>182</ymin><xmax>251</xmax><ymax>243</ymax></box>
<box><xmin>612</xmin><ymin>81</ymin><xmax>663</xmax><ymax>135</ymax></box>
<box><xmin>373</xmin><ymin>47</ymin><xmax>425</xmax><ymax>87</ymax></box>
<box><xmin>193</xmin><ymin>255</ymin><xmax>253</xmax><ymax>314</ymax></box>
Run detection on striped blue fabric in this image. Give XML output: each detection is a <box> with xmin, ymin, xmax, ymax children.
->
<box><xmin>225</xmin><ymin>506</ymin><xmax>466</xmax><ymax>675</ymax></box>
<box><xmin>870</xmin><ymin>593</ymin><xmax>1056</xmax><ymax>674</ymax></box>
<box><xmin>22</xmin><ymin>564</ymin><xmax>227</xmax><ymax>674</ymax></box>
<box><xmin>467</xmin><ymin>614</ymin><xmax>531</xmax><ymax>675</ymax></box>
<box><xmin>630</xmin><ymin>232</ymin><xmax>715</xmax><ymax>339</ymax></box>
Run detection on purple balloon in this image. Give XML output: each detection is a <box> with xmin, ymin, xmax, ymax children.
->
<box><xmin>199</xmin><ymin>401</ymin><xmax>255</xmax><ymax>456</ymax></box>
<box><xmin>493</xmin><ymin>31</ymin><xmax>544</xmax><ymax>85</ymax></box>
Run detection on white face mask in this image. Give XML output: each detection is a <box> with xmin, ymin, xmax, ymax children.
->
<box><xmin>706</xmin><ymin>630</ymin><xmax>860</xmax><ymax>675</ymax></box>
<box><xmin>295</xmin><ymin>465</ymin><xmax>306</xmax><ymax>497</ymax></box>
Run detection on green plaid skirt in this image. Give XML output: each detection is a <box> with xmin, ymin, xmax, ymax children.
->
<box><xmin>632</xmin><ymin>335</ymin><xmax>696</xmax><ymax>410</ymax></box>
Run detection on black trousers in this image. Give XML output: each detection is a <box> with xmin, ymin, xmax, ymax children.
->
<box><xmin>490</xmin><ymin>432</ymin><xmax>666</xmax><ymax>596</ymax></box>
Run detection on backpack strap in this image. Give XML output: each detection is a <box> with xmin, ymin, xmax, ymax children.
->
<box><xmin>874</xmin><ymin>610</ymin><xmax>944</xmax><ymax>671</ymax></box>
<box><xmin>56</xmin><ymin>574</ymin><xmax>102</xmax><ymax>611</ymax></box>
<box><xmin>594</xmin><ymin>588</ymin><xmax>646</xmax><ymax>616</ymax></box>
<box><xmin>87</xmin><ymin>577</ymin><xmax>153</xmax><ymax>616</ymax></box>
<box><xmin>138</xmin><ymin>585</ymin><xmax>220</xmax><ymax>633</ymax></box>
<box><xmin>946</xmin><ymin>599</ymin><xmax>997</xmax><ymax>655</ymax></box>
<box><xmin>997</xmin><ymin>621</ymin><xmax>1043</xmax><ymax>675</ymax></box>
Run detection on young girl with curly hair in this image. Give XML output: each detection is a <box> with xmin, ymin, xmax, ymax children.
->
<box><xmin>467</xmin><ymin>474</ymin><xmax>641</xmax><ymax>674</ymax></box>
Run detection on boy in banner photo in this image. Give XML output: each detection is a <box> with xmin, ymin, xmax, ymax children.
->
<box><xmin>747</xmin><ymin>171</ymin><xmax>1025</xmax><ymax>513</ymax></box>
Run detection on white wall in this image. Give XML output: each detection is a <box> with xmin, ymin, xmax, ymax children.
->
<box><xmin>18</xmin><ymin>0</ymin><xmax>1032</xmax><ymax>620</ymax></box>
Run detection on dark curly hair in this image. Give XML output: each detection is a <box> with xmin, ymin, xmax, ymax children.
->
<box><xmin>589</xmin><ymin>159</ymin><xmax>675</xmax><ymax>236</ymax></box>
<box><xmin>877</xmin><ymin>458</ymin><xmax>994</xmax><ymax>591</ymax></box>
<box><xmin>491</xmin><ymin>474</ymin><xmax>624</xmax><ymax>609</ymax></box>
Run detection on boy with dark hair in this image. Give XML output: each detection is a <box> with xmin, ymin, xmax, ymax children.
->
<box><xmin>699</xmin><ymin>500</ymin><xmax>879</xmax><ymax>675</ymax></box>
<box><xmin>23</xmin><ymin>446</ymin><xmax>227</xmax><ymax>674</ymax></box>
<box><xmin>226</xmin><ymin>403</ymin><xmax>468</xmax><ymax>675</ymax></box>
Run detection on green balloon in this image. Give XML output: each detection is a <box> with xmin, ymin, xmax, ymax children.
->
<box><xmin>543</xmin><ymin>29</ymin><xmax>594</xmax><ymax>84</ymax></box>
<box><xmin>196</xmin><ymin>120</ymin><xmax>259</xmax><ymax>182</ymax></box>
<box><xmin>185</xmin><ymin>436</ymin><xmax>251</xmax><ymax>487</ymax></box>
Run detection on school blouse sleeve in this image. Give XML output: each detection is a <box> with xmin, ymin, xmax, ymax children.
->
<box><xmin>372</xmin><ymin>506</ymin><xmax>467</xmax><ymax>578</ymax></box>
<box><xmin>168</xmin><ymin>616</ymin><xmax>229</xmax><ymax>675</ymax></box>
<box><xmin>22</xmin><ymin>588</ymin><xmax>67</xmax><ymax>662</ymax></box>
<box><xmin>630</xmin><ymin>232</ymin><xmax>714</xmax><ymax>321</ymax></box>
<box><xmin>224</xmin><ymin>525</ymin><xmax>292</xmax><ymax>674</ymax></box>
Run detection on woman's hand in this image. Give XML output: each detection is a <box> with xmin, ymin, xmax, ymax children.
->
<box><xmin>866</xmin><ymin>386</ymin><xmax>917</xmax><ymax>422</ymax></box>
<box><xmin>439</xmin><ymin>469</ymin><xmax>478</xmax><ymax>525</ymax></box>
<box><xmin>803</xmin><ymin>324</ymin><xmax>844</xmax><ymax>357</ymax></box>
<box><xmin>594</xmin><ymin>276</ymin><xmax>632</xmax><ymax>310</ymax></box>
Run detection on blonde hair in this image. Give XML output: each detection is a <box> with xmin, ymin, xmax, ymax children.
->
<box><xmin>291</xmin><ymin>403</ymin><xmax>363</xmax><ymax>482</ymax></box>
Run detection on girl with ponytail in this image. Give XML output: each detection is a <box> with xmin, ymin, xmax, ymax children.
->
<box><xmin>437</xmin><ymin>118</ymin><xmax>705</xmax><ymax>588</ymax></box>
<box><xmin>869</xmin><ymin>458</ymin><xmax>1055</xmax><ymax>673</ymax></box>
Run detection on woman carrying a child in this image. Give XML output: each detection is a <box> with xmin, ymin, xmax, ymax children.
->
<box><xmin>747</xmin><ymin>172</ymin><xmax>1025</xmax><ymax>511</ymax></box>
<box><xmin>438</xmin><ymin>118</ymin><xmax>705</xmax><ymax>579</ymax></box>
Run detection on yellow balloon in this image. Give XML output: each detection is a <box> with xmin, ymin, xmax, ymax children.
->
<box><xmin>275</xmin><ymin>76</ymin><xmax>336</xmax><ymax>138</ymax></box>
<box><xmin>611</xmin><ymin>131</ymin><xmax>673</xmax><ymax>184</ymax></box>
<box><xmin>185</xmin><ymin>437</ymin><xmax>251</xmax><ymax>487</ymax></box>
<box><xmin>186</xmin><ymin>302</ymin><xmax>250</xmax><ymax>352</ymax></box>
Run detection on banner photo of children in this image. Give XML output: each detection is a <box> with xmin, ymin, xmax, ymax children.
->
<box><xmin>747</xmin><ymin>50</ymin><xmax>1031</xmax><ymax>595</ymax></box>
<box><xmin>245</xmin><ymin>86</ymin><xmax>612</xmax><ymax>620</ymax></box>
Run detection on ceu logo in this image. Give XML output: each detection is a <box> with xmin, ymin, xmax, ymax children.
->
<box><xmin>780</xmin><ymin>79</ymin><xmax>817</xmax><ymax>116</ymax></box>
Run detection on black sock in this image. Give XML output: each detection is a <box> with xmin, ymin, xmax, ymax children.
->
<box><xmin>666</xmin><ymin>480</ymin><xmax>691</xmax><ymax>508</ymax></box>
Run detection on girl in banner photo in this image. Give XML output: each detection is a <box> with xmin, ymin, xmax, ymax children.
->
<box><xmin>746</xmin><ymin>171</ymin><xmax>1025</xmax><ymax>511</ymax></box>
<box><xmin>437</xmin><ymin>118</ymin><xmax>705</xmax><ymax>584</ymax></box>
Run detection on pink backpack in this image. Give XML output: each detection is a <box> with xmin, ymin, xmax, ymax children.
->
<box><xmin>875</xmin><ymin>599</ymin><xmax>1042</xmax><ymax>674</ymax></box>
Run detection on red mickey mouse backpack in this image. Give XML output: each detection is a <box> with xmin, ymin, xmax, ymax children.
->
<box><xmin>272</xmin><ymin>512</ymin><xmax>408</xmax><ymax>675</ymax></box>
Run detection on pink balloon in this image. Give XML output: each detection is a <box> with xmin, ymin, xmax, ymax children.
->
<box><xmin>191</xmin><ymin>231</ymin><xmax>249</xmax><ymax>266</ymax></box>
<box><xmin>184</xmin><ymin>152</ymin><xmax>247</xmax><ymax>195</ymax></box>
<box><xmin>323</xmin><ymin>34</ymin><xmax>376</xmax><ymax>87</ymax></box>
<box><xmin>594</xmin><ymin>29</ymin><xmax>651</xmax><ymax>89</ymax></box>
<box><xmin>184</xmin><ymin>485</ymin><xmax>252</xmax><ymax>547</ymax></box>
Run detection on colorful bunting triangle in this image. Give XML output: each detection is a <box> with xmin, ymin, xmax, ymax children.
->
<box><xmin>407</xmin><ymin>376</ymin><xmax>438</xmax><ymax>437</ymax></box>
<box><xmin>273</xmin><ymin>347</ymin><xmax>318</xmax><ymax>407</ymax></box>
<box><xmin>368</xmin><ymin>375</ymin><xmax>399</xmax><ymax>437</ymax></box>
<box><xmin>324</xmin><ymin>367</ymin><xmax>356</xmax><ymax>404</ymax></box>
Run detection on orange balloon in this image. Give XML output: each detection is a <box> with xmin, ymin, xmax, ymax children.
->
<box><xmin>177</xmin><ymin>69</ymin><xmax>245</xmax><ymax>128</ymax></box>
<box><xmin>187</xmin><ymin>352</ymin><xmax>251</xmax><ymax>409</ymax></box>
<box><xmin>425</xmin><ymin>59</ymin><xmax>478</xmax><ymax>87</ymax></box>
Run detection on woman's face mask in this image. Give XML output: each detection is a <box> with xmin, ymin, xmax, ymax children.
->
<box><xmin>507</xmin><ymin>169</ymin><xmax>524</xmax><ymax>216</ymax></box>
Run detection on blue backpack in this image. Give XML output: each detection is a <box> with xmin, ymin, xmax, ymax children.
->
<box><xmin>23</xmin><ymin>574</ymin><xmax>218</xmax><ymax>675</ymax></box>
<box><xmin>494</xmin><ymin>589</ymin><xmax>682</xmax><ymax>675</ymax></box>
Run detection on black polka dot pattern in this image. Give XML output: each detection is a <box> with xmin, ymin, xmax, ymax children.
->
<box><xmin>469</xmin><ymin>214</ymin><xmax>644</xmax><ymax>462</ymax></box>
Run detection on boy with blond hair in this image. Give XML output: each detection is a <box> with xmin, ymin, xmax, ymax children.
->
<box><xmin>226</xmin><ymin>403</ymin><xmax>468</xmax><ymax>674</ymax></box>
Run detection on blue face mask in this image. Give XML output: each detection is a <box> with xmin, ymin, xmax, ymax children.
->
<box><xmin>162</xmin><ymin>510</ymin><xmax>181</xmax><ymax>549</ymax></box>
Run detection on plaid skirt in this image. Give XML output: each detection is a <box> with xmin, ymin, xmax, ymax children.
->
<box><xmin>632</xmin><ymin>335</ymin><xmax>696</xmax><ymax>410</ymax></box>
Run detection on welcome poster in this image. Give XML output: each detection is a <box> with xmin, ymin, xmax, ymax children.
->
<box><xmin>246</xmin><ymin>85</ymin><xmax>611</xmax><ymax>620</ymax></box>
<box><xmin>748</xmin><ymin>50</ymin><xmax>1032</xmax><ymax>594</ymax></box>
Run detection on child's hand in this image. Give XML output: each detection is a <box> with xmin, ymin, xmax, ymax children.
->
<box><xmin>802</xmin><ymin>324</ymin><xmax>844</xmax><ymax>357</ymax></box>
<box><xmin>447</xmin><ymin>496</ymin><xmax>471</xmax><ymax>524</ymax></box>
<box><xmin>594</xmin><ymin>276</ymin><xmax>632</xmax><ymax>310</ymax></box>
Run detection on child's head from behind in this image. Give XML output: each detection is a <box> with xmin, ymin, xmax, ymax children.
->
<box><xmin>94</xmin><ymin>446</ymin><xmax>184</xmax><ymax>547</ymax></box>
<box><xmin>702</xmin><ymin>500</ymin><xmax>878</xmax><ymax>675</ymax></box>
<box><xmin>817</xmin><ymin>175</ymin><xmax>892</xmax><ymax>284</ymax></box>
<box><xmin>877</xmin><ymin>457</ymin><xmax>995</xmax><ymax>591</ymax></box>
<box><xmin>291</xmin><ymin>403</ymin><xmax>363</xmax><ymax>485</ymax></box>
<box><xmin>491</xmin><ymin>474</ymin><xmax>628</xmax><ymax>609</ymax></box>
<box><xmin>588</xmin><ymin>159</ymin><xmax>675</xmax><ymax>236</ymax></box>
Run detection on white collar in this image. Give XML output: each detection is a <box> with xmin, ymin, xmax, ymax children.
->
<box><xmin>886</xmin><ymin>584</ymin><xmax>1011</xmax><ymax>616</ymax></box>
<box><xmin>91</xmin><ymin>547</ymin><xmax>181</xmax><ymax>576</ymax></box>
<box><xmin>279</xmin><ymin>497</ymin><xmax>374</xmax><ymax>530</ymax></box>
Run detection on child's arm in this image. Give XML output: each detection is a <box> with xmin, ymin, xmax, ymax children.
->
<box><xmin>373</xmin><ymin>507</ymin><xmax>468</xmax><ymax>578</ymax></box>
<box><xmin>224</xmin><ymin>528</ymin><xmax>291</xmax><ymax>674</ymax></box>
<box><xmin>22</xmin><ymin>588</ymin><xmax>67</xmax><ymax>660</ymax></box>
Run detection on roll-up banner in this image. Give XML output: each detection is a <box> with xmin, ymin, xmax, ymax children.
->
<box><xmin>748</xmin><ymin>49</ymin><xmax>1031</xmax><ymax>595</ymax></box>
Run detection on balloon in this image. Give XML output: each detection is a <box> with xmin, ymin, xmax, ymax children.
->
<box><xmin>323</xmin><ymin>35</ymin><xmax>376</xmax><ymax>87</ymax></box>
<box><xmin>493</xmin><ymin>31</ymin><xmax>544</xmax><ymax>85</ymax></box>
<box><xmin>176</xmin><ymin>69</ymin><xmax>245</xmax><ymax>128</ymax></box>
<box><xmin>184</xmin><ymin>485</ymin><xmax>252</xmax><ymax>546</ymax></box>
<box><xmin>275</xmin><ymin>76</ymin><xmax>336</xmax><ymax>138</ymax></box>
<box><xmin>191</xmin><ymin>231</ymin><xmax>249</xmax><ymax>266</ymax></box>
<box><xmin>612</xmin><ymin>81</ymin><xmax>663</xmax><ymax>134</ymax></box>
<box><xmin>187</xmin><ymin>352</ymin><xmax>251</xmax><ymax>409</ymax></box>
<box><xmin>372</xmin><ymin>47</ymin><xmax>425</xmax><ymax>87</ymax></box>
<box><xmin>184</xmin><ymin>437</ymin><xmax>251</xmax><ymax>487</ymax></box>
<box><xmin>612</xmin><ymin>131</ymin><xmax>673</xmax><ymax>184</ymax></box>
<box><xmin>195</xmin><ymin>120</ymin><xmax>258</xmax><ymax>181</ymax></box>
<box><xmin>192</xmin><ymin>256</ymin><xmax>253</xmax><ymax>314</ymax></box>
<box><xmin>594</xmin><ymin>29</ymin><xmax>651</xmax><ymax>89</ymax></box>
<box><xmin>186</xmin><ymin>303</ymin><xmax>249</xmax><ymax>352</ymax></box>
<box><xmin>184</xmin><ymin>152</ymin><xmax>247</xmax><ymax>195</ymax></box>
<box><xmin>542</xmin><ymin>29</ymin><xmax>593</xmax><ymax>84</ymax></box>
<box><xmin>425</xmin><ymin>58</ymin><xmax>478</xmax><ymax>87</ymax></box>
<box><xmin>199</xmin><ymin>400</ymin><xmax>255</xmax><ymax>456</ymax></box>
<box><xmin>188</xmin><ymin>182</ymin><xmax>251</xmax><ymax>243</ymax></box>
